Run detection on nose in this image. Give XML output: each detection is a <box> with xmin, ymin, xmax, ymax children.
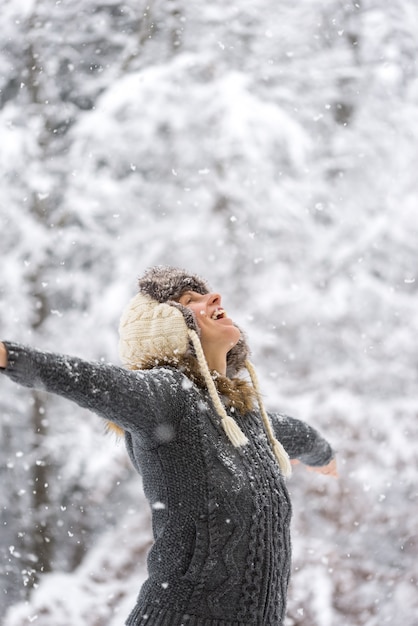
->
<box><xmin>207</xmin><ymin>292</ymin><xmax>221</xmax><ymax>306</ymax></box>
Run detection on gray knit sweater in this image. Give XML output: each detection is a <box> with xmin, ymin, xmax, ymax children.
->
<box><xmin>1</xmin><ymin>342</ymin><xmax>334</xmax><ymax>626</ymax></box>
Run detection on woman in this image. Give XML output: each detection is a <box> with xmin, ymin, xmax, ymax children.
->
<box><xmin>0</xmin><ymin>266</ymin><xmax>337</xmax><ymax>625</ymax></box>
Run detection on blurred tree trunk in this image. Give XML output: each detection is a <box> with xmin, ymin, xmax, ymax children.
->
<box><xmin>17</xmin><ymin>10</ymin><xmax>59</xmax><ymax>590</ymax></box>
<box><xmin>20</xmin><ymin>207</ymin><xmax>55</xmax><ymax>588</ymax></box>
<box><xmin>167</xmin><ymin>0</ymin><xmax>184</xmax><ymax>52</ymax></box>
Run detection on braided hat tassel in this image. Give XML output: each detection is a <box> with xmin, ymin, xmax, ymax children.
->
<box><xmin>245</xmin><ymin>360</ymin><xmax>292</xmax><ymax>477</ymax></box>
<box><xmin>188</xmin><ymin>330</ymin><xmax>249</xmax><ymax>447</ymax></box>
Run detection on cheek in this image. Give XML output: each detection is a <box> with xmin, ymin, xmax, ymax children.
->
<box><xmin>188</xmin><ymin>304</ymin><xmax>206</xmax><ymax>329</ymax></box>
<box><xmin>195</xmin><ymin>317</ymin><xmax>204</xmax><ymax>332</ymax></box>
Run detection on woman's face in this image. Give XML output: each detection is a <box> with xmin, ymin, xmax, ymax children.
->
<box><xmin>177</xmin><ymin>291</ymin><xmax>241</xmax><ymax>352</ymax></box>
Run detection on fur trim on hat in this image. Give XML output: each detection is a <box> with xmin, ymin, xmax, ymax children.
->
<box><xmin>138</xmin><ymin>266</ymin><xmax>209</xmax><ymax>303</ymax></box>
<box><xmin>225</xmin><ymin>334</ymin><xmax>250</xmax><ymax>378</ymax></box>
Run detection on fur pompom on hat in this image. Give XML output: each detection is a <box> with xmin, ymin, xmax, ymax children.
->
<box><xmin>118</xmin><ymin>265</ymin><xmax>291</xmax><ymax>477</ymax></box>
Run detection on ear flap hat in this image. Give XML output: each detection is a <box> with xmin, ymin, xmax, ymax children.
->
<box><xmin>118</xmin><ymin>266</ymin><xmax>291</xmax><ymax>477</ymax></box>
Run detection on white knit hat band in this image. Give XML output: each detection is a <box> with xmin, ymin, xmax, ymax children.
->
<box><xmin>119</xmin><ymin>293</ymin><xmax>189</xmax><ymax>369</ymax></box>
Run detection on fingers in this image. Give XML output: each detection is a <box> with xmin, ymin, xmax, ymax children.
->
<box><xmin>0</xmin><ymin>343</ymin><xmax>8</xmax><ymax>369</ymax></box>
<box><xmin>306</xmin><ymin>458</ymin><xmax>339</xmax><ymax>478</ymax></box>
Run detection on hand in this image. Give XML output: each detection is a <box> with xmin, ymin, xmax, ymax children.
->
<box><xmin>0</xmin><ymin>342</ymin><xmax>8</xmax><ymax>368</ymax></box>
<box><xmin>307</xmin><ymin>457</ymin><xmax>338</xmax><ymax>478</ymax></box>
<box><xmin>291</xmin><ymin>457</ymin><xmax>339</xmax><ymax>478</ymax></box>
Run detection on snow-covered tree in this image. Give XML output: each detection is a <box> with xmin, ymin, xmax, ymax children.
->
<box><xmin>1</xmin><ymin>0</ymin><xmax>417</xmax><ymax>624</ymax></box>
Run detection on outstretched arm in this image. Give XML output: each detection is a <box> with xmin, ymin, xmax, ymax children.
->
<box><xmin>271</xmin><ymin>412</ymin><xmax>338</xmax><ymax>477</ymax></box>
<box><xmin>0</xmin><ymin>341</ymin><xmax>186</xmax><ymax>440</ymax></box>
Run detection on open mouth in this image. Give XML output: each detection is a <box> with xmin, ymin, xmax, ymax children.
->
<box><xmin>211</xmin><ymin>308</ymin><xmax>227</xmax><ymax>320</ymax></box>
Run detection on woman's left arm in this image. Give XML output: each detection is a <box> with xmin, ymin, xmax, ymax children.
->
<box><xmin>270</xmin><ymin>412</ymin><xmax>338</xmax><ymax>477</ymax></box>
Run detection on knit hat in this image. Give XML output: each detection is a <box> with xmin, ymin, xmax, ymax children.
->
<box><xmin>137</xmin><ymin>266</ymin><xmax>251</xmax><ymax>378</ymax></box>
<box><xmin>118</xmin><ymin>266</ymin><xmax>291</xmax><ymax>477</ymax></box>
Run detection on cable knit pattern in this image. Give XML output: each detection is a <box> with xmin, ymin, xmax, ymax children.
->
<box><xmin>1</xmin><ymin>343</ymin><xmax>334</xmax><ymax>626</ymax></box>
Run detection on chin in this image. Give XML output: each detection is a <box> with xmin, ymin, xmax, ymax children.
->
<box><xmin>228</xmin><ymin>328</ymin><xmax>241</xmax><ymax>348</ymax></box>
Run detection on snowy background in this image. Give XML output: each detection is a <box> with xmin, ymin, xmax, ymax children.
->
<box><xmin>1</xmin><ymin>0</ymin><xmax>417</xmax><ymax>624</ymax></box>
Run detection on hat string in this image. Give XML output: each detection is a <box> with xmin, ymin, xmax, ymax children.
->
<box><xmin>187</xmin><ymin>330</ymin><xmax>249</xmax><ymax>447</ymax></box>
<box><xmin>187</xmin><ymin>329</ymin><xmax>291</xmax><ymax>477</ymax></box>
<box><xmin>245</xmin><ymin>360</ymin><xmax>292</xmax><ymax>477</ymax></box>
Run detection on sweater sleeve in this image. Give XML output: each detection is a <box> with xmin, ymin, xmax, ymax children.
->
<box><xmin>270</xmin><ymin>412</ymin><xmax>334</xmax><ymax>466</ymax></box>
<box><xmin>1</xmin><ymin>341</ymin><xmax>186</xmax><ymax>440</ymax></box>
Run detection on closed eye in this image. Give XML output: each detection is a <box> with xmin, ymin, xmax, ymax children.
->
<box><xmin>179</xmin><ymin>292</ymin><xmax>193</xmax><ymax>305</ymax></box>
